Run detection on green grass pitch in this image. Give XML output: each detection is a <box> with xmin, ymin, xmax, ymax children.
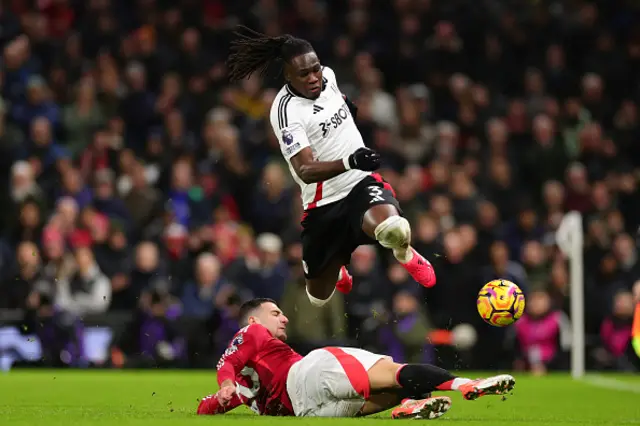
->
<box><xmin>1</xmin><ymin>370</ymin><xmax>639</xmax><ymax>425</ymax></box>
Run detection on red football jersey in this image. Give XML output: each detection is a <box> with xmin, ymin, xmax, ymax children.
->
<box><xmin>216</xmin><ymin>324</ymin><xmax>303</xmax><ymax>416</ymax></box>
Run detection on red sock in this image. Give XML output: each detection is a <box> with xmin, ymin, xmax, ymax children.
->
<box><xmin>436</xmin><ymin>380</ymin><xmax>455</xmax><ymax>391</ymax></box>
<box><xmin>435</xmin><ymin>378</ymin><xmax>471</xmax><ymax>391</ymax></box>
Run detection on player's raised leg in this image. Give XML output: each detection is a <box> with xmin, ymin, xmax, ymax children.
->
<box><xmin>366</xmin><ymin>358</ymin><xmax>516</xmax><ymax>402</ymax></box>
<box><xmin>304</xmin><ymin>254</ymin><xmax>352</xmax><ymax>307</ymax></box>
<box><xmin>362</xmin><ymin>202</ymin><xmax>436</xmax><ymax>288</ymax></box>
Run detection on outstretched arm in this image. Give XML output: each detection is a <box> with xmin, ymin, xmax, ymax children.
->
<box><xmin>290</xmin><ymin>146</ymin><xmax>381</xmax><ymax>184</ymax></box>
<box><xmin>271</xmin><ymin>96</ymin><xmax>379</xmax><ymax>185</ymax></box>
<box><xmin>273</xmin><ymin>117</ymin><xmax>348</xmax><ymax>185</ymax></box>
<box><xmin>290</xmin><ymin>147</ymin><xmax>346</xmax><ymax>184</ymax></box>
<box><xmin>197</xmin><ymin>393</ymin><xmax>243</xmax><ymax>415</ymax></box>
<box><xmin>216</xmin><ymin>326</ymin><xmax>260</xmax><ymax>406</ymax></box>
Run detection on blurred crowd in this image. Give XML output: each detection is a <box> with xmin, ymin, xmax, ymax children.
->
<box><xmin>0</xmin><ymin>0</ymin><xmax>639</xmax><ymax>372</ymax></box>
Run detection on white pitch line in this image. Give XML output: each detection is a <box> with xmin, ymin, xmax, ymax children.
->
<box><xmin>581</xmin><ymin>375</ymin><xmax>640</xmax><ymax>394</ymax></box>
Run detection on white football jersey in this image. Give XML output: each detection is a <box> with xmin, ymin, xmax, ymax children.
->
<box><xmin>269</xmin><ymin>66</ymin><xmax>370</xmax><ymax>210</ymax></box>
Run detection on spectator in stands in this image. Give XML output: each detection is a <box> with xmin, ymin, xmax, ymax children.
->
<box><xmin>62</xmin><ymin>78</ymin><xmax>106</xmax><ymax>159</ymax></box>
<box><xmin>55</xmin><ymin>247</ymin><xmax>111</xmax><ymax>316</ymax></box>
<box><xmin>564</xmin><ymin>162</ymin><xmax>592</xmax><ymax>214</ymax></box>
<box><xmin>110</xmin><ymin>288</ymin><xmax>186</xmax><ymax>368</ymax></box>
<box><xmin>5</xmin><ymin>161</ymin><xmax>45</xmax><ymax>233</ymax></box>
<box><xmin>595</xmin><ymin>290</ymin><xmax>636</xmax><ymax>371</ymax></box>
<box><xmin>92</xmin><ymin>169</ymin><xmax>131</xmax><ymax>230</ymax></box>
<box><xmin>501</xmin><ymin>204</ymin><xmax>546</xmax><ymax>263</ymax></box>
<box><xmin>611</xmin><ymin>233</ymin><xmax>640</xmax><ymax>290</ymax></box>
<box><xmin>513</xmin><ymin>290</ymin><xmax>571</xmax><ymax>375</ymax></box>
<box><xmin>110</xmin><ymin>241</ymin><xmax>157</xmax><ymax>311</ymax></box>
<box><xmin>3</xmin><ymin>35</ymin><xmax>39</xmax><ymax>104</ymax></box>
<box><xmin>120</xmin><ymin>62</ymin><xmax>156</xmax><ymax>154</ymax></box>
<box><xmin>28</xmin><ymin>292</ymin><xmax>86</xmax><ymax>368</ymax></box>
<box><xmin>166</xmin><ymin>158</ymin><xmax>211</xmax><ymax>228</ymax></box>
<box><xmin>40</xmin><ymin>225</ymin><xmax>76</xmax><ymax>289</ymax></box>
<box><xmin>10</xmin><ymin>197</ymin><xmax>44</xmax><ymax>248</ymax></box>
<box><xmin>249</xmin><ymin>161</ymin><xmax>293</xmax><ymax>237</ymax></box>
<box><xmin>59</xmin><ymin>166</ymin><xmax>93</xmax><ymax>209</ymax></box>
<box><xmin>11</xmin><ymin>75</ymin><xmax>60</xmax><ymax>131</ymax></box>
<box><xmin>10</xmin><ymin>160</ymin><xmax>44</xmax><ymax>204</ymax></box>
<box><xmin>343</xmin><ymin>246</ymin><xmax>389</xmax><ymax>344</ymax></box>
<box><xmin>121</xmin><ymin>161</ymin><xmax>162</xmax><ymax>233</ymax></box>
<box><xmin>78</xmin><ymin>127</ymin><xmax>119</xmax><ymax>182</ymax></box>
<box><xmin>181</xmin><ymin>252</ymin><xmax>231</xmax><ymax>318</ymax></box>
<box><xmin>482</xmin><ymin>241</ymin><xmax>529</xmax><ymax>295</ymax></box>
<box><xmin>379</xmin><ymin>289</ymin><xmax>433</xmax><ymax>364</ymax></box>
<box><xmin>235</xmin><ymin>233</ymin><xmax>288</xmax><ymax>303</ymax></box>
<box><xmin>25</xmin><ymin>117</ymin><xmax>68</xmax><ymax>196</ymax></box>
<box><xmin>94</xmin><ymin>224</ymin><xmax>131</xmax><ymax>290</ymax></box>
<box><xmin>521</xmin><ymin>240</ymin><xmax>550</xmax><ymax>291</ymax></box>
<box><xmin>0</xmin><ymin>241</ymin><xmax>42</xmax><ymax>310</ymax></box>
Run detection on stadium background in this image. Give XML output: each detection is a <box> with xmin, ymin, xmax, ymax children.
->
<box><xmin>0</xmin><ymin>0</ymin><xmax>638</xmax><ymax>374</ymax></box>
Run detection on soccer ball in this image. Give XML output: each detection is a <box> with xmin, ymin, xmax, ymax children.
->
<box><xmin>476</xmin><ymin>280</ymin><xmax>525</xmax><ymax>327</ymax></box>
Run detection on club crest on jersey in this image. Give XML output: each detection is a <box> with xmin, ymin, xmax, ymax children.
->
<box><xmin>282</xmin><ymin>129</ymin><xmax>293</xmax><ymax>146</ymax></box>
<box><xmin>232</xmin><ymin>334</ymin><xmax>244</xmax><ymax>346</ymax></box>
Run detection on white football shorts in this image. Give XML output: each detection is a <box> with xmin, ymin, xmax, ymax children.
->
<box><xmin>286</xmin><ymin>346</ymin><xmax>390</xmax><ymax>417</ymax></box>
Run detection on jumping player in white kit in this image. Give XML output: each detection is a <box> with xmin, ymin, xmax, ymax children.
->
<box><xmin>227</xmin><ymin>26</ymin><xmax>437</xmax><ymax>307</ymax></box>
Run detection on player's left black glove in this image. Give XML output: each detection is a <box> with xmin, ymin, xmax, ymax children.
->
<box><xmin>345</xmin><ymin>147</ymin><xmax>381</xmax><ymax>171</ymax></box>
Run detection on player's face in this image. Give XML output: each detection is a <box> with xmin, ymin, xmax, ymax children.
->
<box><xmin>285</xmin><ymin>52</ymin><xmax>323</xmax><ymax>99</ymax></box>
<box><xmin>254</xmin><ymin>302</ymin><xmax>289</xmax><ymax>341</ymax></box>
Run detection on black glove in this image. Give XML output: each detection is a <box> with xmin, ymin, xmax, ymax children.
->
<box><xmin>348</xmin><ymin>147</ymin><xmax>381</xmax><ymax>171</ymax></box>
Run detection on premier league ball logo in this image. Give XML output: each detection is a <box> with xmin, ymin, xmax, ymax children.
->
<box><xmin>282</xmin><ymin>129</ymin><xmax>293</xmax><ymax>146</ymax></box>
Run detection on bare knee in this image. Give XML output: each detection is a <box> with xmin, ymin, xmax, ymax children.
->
<box><xmin>367</xmin><ymin>358</ymin><xmax>404</xmax><ymax>391</ymax></box>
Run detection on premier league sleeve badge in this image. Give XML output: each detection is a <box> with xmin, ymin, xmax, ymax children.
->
<box><xmin>282</xmin><ymin>129</ymin><xmax>294</xmax><ymax>146</ymax></box>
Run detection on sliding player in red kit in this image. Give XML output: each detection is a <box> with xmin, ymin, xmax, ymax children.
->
<box><xmin>197</xmin><ymin>299</ymin><xmax>516</xmax><ymax>419</ymax></box>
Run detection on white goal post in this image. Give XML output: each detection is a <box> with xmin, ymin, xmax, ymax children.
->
<box><xmin>555</xmin><ymin>211</ymin><xmax>585</xmax><ymax>379</ymax></box>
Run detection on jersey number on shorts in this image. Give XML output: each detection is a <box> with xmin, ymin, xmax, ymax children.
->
<box><xmin>236</xmin><ymin>367</ymin><xmax>262</xmax><ymax>414</ymax></box>
<box><xmin>368</xmin><ymin>185</ymin><xmax>384</xmax><ymax>203</ymax></box>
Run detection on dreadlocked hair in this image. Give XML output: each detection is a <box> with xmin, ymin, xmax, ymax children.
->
<box><xmin>227</xmin><ymin>25</ymin><xmax>314</xmax><ymax>82</ymax></box>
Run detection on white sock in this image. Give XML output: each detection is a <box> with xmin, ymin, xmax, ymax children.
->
<box><xmin>306</xmin><ymin>286</ymin><xmax>336</xmax><ymax>307</ymax></box>
<box><xmin>450</xmin><ymin>378</ymin><xmax>472</xmax><ymax>390</ymax></box>
<box><xmin>393</xmin><ymin>246</ymin><xmax>414</xmax><ymax>264</ymax></box>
